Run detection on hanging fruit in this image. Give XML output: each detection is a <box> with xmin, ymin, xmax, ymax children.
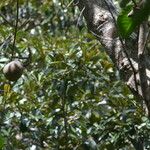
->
<box><xmin>3</xmin><ymin>60</ymin><xmax>24</xmax><ymax>81</ymax></box>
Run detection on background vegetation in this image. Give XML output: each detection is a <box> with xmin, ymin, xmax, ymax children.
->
<box><xmin>0</xmin><ymin>0</ymin><xmax>150</xmax><ymax>149</ymax></box>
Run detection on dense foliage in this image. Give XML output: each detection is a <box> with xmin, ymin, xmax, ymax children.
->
<box><xmin>0</xmin><ymin>0</ymin><xmax>150</xmax><ymax>149</ymax></box>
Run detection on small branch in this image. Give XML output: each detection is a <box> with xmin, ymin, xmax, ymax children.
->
<box><xmin>67</xmin><ymin>0</ymin><xmax>74</xmax><ymax>7</ymax></box>
<box><xmin>12</xmin><ymin>0</ymin><xmax>19</xmax><ymax>59</ymax></box>
<box><xmin>18</xmin><ymin>19</ymin><xmax>31</xmax><ymax>30</ymax></box>
<box><xmin>76</xmin><ymin>6</ymin><xmax>85</xmax><ymax>27</ymax></box>
<box><xmin>73</xmin><ymin>0</ymin><xmax>79</xmax><ymax>6</ymax></box>
<box><xmin>131</xmin><ymin>0</ymin><xmax>137</xmax><ymax>6</ymax></box>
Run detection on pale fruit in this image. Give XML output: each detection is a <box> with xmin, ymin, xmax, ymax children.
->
<box><xmin>3</xmin><ymin>60</ymin><xmax>24</xmax><ymax>81</ymax></box>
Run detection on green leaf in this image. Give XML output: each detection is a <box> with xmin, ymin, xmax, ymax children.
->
<box><xmin>130</xmin><ymin>0</ymin><xmax>150</xmax><ymax>26</ymax></box>
<box><xmin>117</xmin><ymin>13</ymin><xmax>135</xmax><ymax>38</ymax></box>
<box><xmin>118</xmin><ymin>0</ymin><xmax>150</xmax><ymax>38</ymax></box>
<box><xmin>0</xmin><ymin>135</ymin><xmax>5</xmax><ymax>149</ymax></box>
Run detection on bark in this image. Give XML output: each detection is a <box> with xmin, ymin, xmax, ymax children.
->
<box><xmin>76</xmin><ymin>0</ymin><xmax>150</xmax><ymax>149</ymax></box>
<box><xmin>76</xmin><ymin>0</ymin><xmax>150</xmax><ymax>115</ymax></box>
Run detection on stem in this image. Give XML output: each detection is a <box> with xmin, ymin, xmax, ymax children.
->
<box><xmin>132</xmin><ymin>0</ymin><xmax>137</xmax><ymax>6</ymax></box>
<box><xmin>62</xmin><ymin>96</ymin><xmax>68</xmax><ymax>149</ymax></box>
<box><xmin>61</xmin><ymin>80</ymin><xmax>68</xmax><ymax>149</ymax></box>
<box><xmin>12</xmin><ymin>0</ymin><xmax>19</xmax><ymax>59</ymax></box>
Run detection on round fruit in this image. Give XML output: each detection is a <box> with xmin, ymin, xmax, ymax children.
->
<box><xmin>3</xmin><ymin>60</ymin><xmax>24</xmax><ymax>81</ymax></box>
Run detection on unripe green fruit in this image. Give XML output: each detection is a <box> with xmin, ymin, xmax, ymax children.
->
<box><xmin>3</xmin><ymin>60</ymin><xmax>24</xmax><ymax>81</ymax></box>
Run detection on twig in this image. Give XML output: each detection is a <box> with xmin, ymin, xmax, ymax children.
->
<box><xmin>18</xmin><ymin>19</ymin><xmax>31</xmax><ymax>30</ymax></box>
<box><xmin>73</xmin><ymin>0</ymin><xmax>79</xmax><ymax>6</ymax></box>
<box><xmin>12</xmin><ymin>0</ymin><xmax>19</xmax><ymax>59</ymax></box>
<box><xmin>67</xmin><ymin>0</ymin><xmax>74</xmax><ymax>7</ymax></box>
<box><xmin>76</xmin><ymin>6</ymin><xmax>85</xmax><ymax>27</ymax></box>
<box><xmin>131</xmin><ymin>0</ymin><xmax>137</xmax><ymax>6</ymax></box>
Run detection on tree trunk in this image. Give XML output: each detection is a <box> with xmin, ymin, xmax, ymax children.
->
<box><xmin>76</xmin><ymin>0</ymin><xmax>150</xmax><ymax>149</ymax></box>
<box><xmin>76</xmin><ymin>0</ymin><xmax>150</xmax><ymax>113</ymax></box>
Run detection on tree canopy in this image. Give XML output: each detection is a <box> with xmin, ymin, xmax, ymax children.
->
<box><xmin>0</xmin><ymin>0</ymin><xmax>150</xmax><ymax>149</ymax></box>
